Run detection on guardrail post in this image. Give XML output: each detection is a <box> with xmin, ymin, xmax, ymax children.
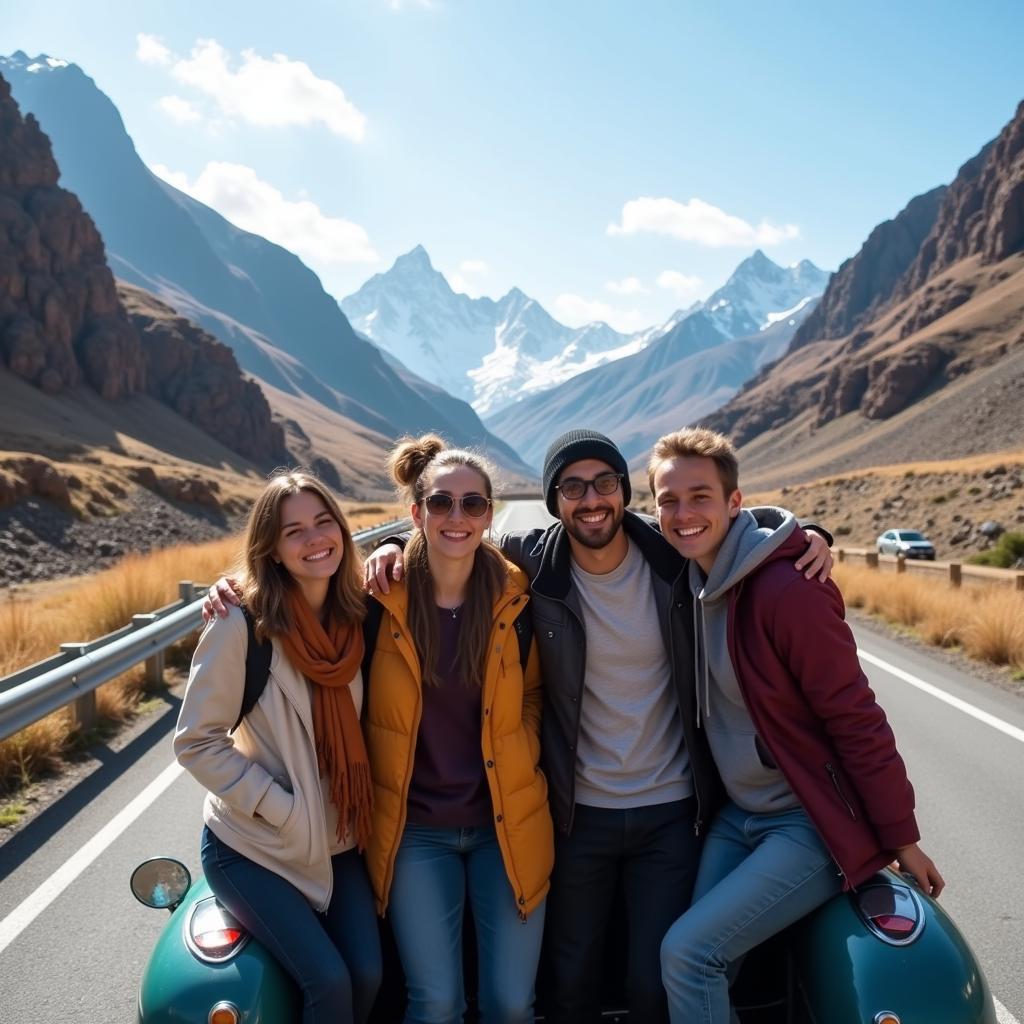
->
<box><xmin>836</xmin><ymin>548</ymin><xmax>845</xmax><ymax>563</ymax></box>
<box><xmin>132</xmin><ymin>613</ymin><xmax>164</xmax><ymax>690</ymax></box>
<box><xmin>865</xmin><ymin>552</ymin><xmax>879</xmax><ymax>569</ymax></box>
<box><xmin>949</xmin><ymin>563</ymin><xmax>962</xmax><ymax>589</ymax></box>
<box><xmin>59</xmin><ymin>643</ymin><xmax>96</xmax><ymax>733</ymax></box>
<box><xmin>179</xmin><ymin>582</ymin><xmax>197</xmax><ymax>601</ymax></box>
<box><xmin>896</xmin><ymin>553</ymin><xmax>906</xmax><ymax>574</ymax></box>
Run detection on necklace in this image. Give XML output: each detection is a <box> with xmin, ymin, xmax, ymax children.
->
<box><xmin>439</xmin><ymin>603</ymin><xmax>463</xmax><ymax>620</ymax></box>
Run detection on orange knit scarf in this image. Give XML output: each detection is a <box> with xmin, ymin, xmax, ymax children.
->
<box><xmin>278</xmin><ymin>588</ymin><xmax>372</xmax><ymax>850</ymax></box>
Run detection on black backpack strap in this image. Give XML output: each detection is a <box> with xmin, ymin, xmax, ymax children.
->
<box><xmin>361</xmin><ymin>597</ymin><xmax>384</xmax><ymax>683</ymax></box>
<box><xmin>232</xmin><ymin>607</ymin><xmax>273</xmax><ymax>733</ymax></box>
<box><xmin>513</xmin><ymin>605</ymin><xmax>533</xmax><ymax>673</ymax></box>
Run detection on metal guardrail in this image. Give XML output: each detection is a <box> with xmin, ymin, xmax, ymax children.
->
<box><xmin>0</xmin><ymin>519</ymin><xmax>411</xmax><ymax>744</ymax></box>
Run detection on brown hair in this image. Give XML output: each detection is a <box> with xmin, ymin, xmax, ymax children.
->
<box><xmin>386</xmin><ymin>434</ymin><xmax>506</xmax><ymax>688</ymax></box>
<box><xmin>235</xmin><ymin>470</ymin><xmax>366</xmax><ymax>640</ymax></box>
<box><xmin>647</xmin><ymin>426</ymin><xmax>740</xmax><ymax>497</ymax></box>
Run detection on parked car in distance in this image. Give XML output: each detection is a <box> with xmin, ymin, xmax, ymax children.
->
<box><xmin>876</xmin><ymin>529</ymin><xmax>936</xmax><ymax>560</ymax></box>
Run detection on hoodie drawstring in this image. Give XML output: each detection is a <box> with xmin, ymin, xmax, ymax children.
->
<box><xmin>692</xmin><ymin>596</ymin><xmax>712</xmax><ymax>727</ymax></box>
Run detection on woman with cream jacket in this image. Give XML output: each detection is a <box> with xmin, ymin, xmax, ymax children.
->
<box><xmin>175</xmin><ymin>471</ymin><xmax>381</xmax><ymax>1024</ymax></box>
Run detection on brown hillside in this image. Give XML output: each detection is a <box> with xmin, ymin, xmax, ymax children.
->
<box><xmin>702</xmin><ymin>98</ymin><xmax>1024</xmax><ymax>482</ymax></box>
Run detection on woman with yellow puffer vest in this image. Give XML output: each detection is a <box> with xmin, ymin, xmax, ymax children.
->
<box><xmin>363</xmin><ymin>434</ymin><xmax>554</xmax><ymax>1024</ymax></box>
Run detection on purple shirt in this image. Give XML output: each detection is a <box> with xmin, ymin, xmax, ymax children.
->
<box><xmin>406</xmin><ymin>607</ymin><xmax>492</xmax><ymax>828</ymax></box>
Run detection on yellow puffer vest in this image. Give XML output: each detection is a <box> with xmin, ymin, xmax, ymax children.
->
<box><xmin>364</xmin><ymin>563</ymin><xmax>554</xmax><ymax>917</ymax></box>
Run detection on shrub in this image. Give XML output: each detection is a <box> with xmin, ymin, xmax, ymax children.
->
<box><xmin>968</xmin><ymin>531</ymin><xmax>1024</xmax><ymax>568</ymax></box>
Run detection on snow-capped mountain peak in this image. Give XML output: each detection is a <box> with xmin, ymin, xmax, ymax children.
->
<box><xmin>341</xmin><ymin>247</ymin><xmax>639</xmax><ymax>411</ymax></box>
<box><xmin>341</xmin><ymin>246</ymin><xmax>829</xmax><ymax>416</ymax></box>
<box><xmin>701</xmin><ymin>251</ymin><xmax>829</xmax><ymax>339</ymax></box>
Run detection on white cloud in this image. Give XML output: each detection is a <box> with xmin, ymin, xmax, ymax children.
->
<box><xmin>136</xmin><ymin>33</ymin><xmax>172</xmax><ymax>66</ymax></box>
<box><xmin>149</xmin><ymin>161</ymin><xmax>378</xmax><ymax>270</ymax></box>
<box><xmin>656</xmin><ymin>270</ymin><xmax>704</xmax><ymax>299</ymax></box>
<box><xmin>150</xmin><ymin>163</ymin><xmax>190</xmax><ymax>191</ymax></box>
<box><xmin>608</xmin><ymin>196</ymin><xmax>799</xmax><ymax>248</ymax></box>
<box><xmin>138</xmin><ymin>37</ymin><xmax>366</xmax><ymax>140</ymax></box>
<box><xmin>157</xmin><ymin>95</ymin><xmax>201</xmax><ymax>123</ymax></box>
<box><xmin>554</xmin><ymin>294</ymin><xmax>647</xmax><ymax>334</ymax></box>
<box><xmin>449</xmin><ymin>259</ymin><xmax>488</xmax><ymax>296</ymax></box>
<box><xmin>605</xmin><ymin>276</ymin><xmax>650</xmax><ymax>296</ymax></box>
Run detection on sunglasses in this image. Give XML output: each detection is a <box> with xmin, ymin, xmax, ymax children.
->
<box><xmin>422</xmin><ymin>492</ymin><xmax>493</xmax><ymax>518</ymax></box>
<box><xmin>555</xmin><ymin>472</ymin><xmax>623</xmax><ymax>501</ymax></box>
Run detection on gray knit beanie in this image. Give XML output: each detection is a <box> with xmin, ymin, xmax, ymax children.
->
<box><xmin>542</xmin><ymin>428</ymin><xmax>631</xmax><ymax>515</ymax></box>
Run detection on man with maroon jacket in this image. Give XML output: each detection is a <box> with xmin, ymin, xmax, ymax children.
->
<box><xmin>649</xmin><ymin>426</ymin><xmax>943</xmax><ymax>1024</ymax></box>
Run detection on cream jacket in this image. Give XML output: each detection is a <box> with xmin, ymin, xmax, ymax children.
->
<box><xmin>174</xmin><ymin>606</ymin><xmax>363</xmax><ymax>911</ymax></box>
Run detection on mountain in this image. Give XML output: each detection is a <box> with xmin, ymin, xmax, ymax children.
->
<box><xmin>342</xmin><ymin>246</ymin><xmax>649</xmax><ymax>413</ymax></box>
<box><xmin>788</xmin><ymin>188</ymin><xmax>948</xmax><ymax>353</ymax></box>
<box><xmin>701</xmin><ymin>250</ymin><xmax>829</xmax><ymax>339</ymax></box>
<box><xmin>702</xmin><ymin>99</ymin><xmax>1024</xmax><ymax>489</ymax></box>
<box><xmin>484</xmin><ymin>252</ymin><xmax>826</xmax><ymax>469</ymax></box>
<box><xmin>0</xmin><ymin>68</ymin><xmax>287</xmax><ymax>464</ymax></box>
<box><xmin>2</xmin><ymin>52</ymin><xmax>532</xmax><ymax>478</ymax></box>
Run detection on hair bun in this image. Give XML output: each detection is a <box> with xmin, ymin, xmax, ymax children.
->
<box><xmin>387</xmin><ymin>434</ymin><xmax>447</xmax><ymax>489</ymax></box>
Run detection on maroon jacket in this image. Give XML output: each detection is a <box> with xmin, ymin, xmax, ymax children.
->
<box><xmin>725</xmin><ymin>529</ymin><xmax>920</xmax><ymax>888</ymax></box>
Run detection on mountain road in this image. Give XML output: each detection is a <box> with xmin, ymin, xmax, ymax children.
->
<box><xmin>0</xmin><ymin>500</ymin><xmax>1021</xmax><ymax>1021</ymax></box>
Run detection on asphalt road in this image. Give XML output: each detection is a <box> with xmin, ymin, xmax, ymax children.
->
<box><xmin>0</xmin><ymin>500</ymin><xmax>1021</xmax><ymax>1022</ymax></box>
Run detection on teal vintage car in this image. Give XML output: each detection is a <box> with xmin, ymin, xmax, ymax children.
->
<box><xmin>131</xmin><ymin>857</ymin><xmax>997</xmax><ymax>1023</ymax></box>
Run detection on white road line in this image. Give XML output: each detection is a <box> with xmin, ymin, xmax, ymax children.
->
<box><xmin>859</xmin><ymin>649</ymin><xmax>1024</xmax><ymax>745</ymax></box>
<box><xmin>996</xmin><ymin>997</ymin><xmax>1022</xmax><ymax>1024</ymax></box>
<box><xmin>0</xmin><ymin>760</ymin><xmax>183</xmax><ymax>956</ymax></box>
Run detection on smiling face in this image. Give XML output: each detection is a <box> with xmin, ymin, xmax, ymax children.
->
<box><xmin>411</xmin><ymin>463</ymin><xmax>493</xmax><ymax>565</ymax></box>
<box><xmin>274</xmin><ymin>490</ymin><xmax>345</xmax><ymax>601</ymax></box>
<box><xmin>556</xmin><ymin>457</ymin><xmax>626</xmax><ymax>550</ymax></box>
<box><xmin>653</xmin><ymin>455</ymin><xmax>742</xmax><ymax>573</ymax></box>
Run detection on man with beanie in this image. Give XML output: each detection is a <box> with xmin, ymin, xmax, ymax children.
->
<box><xmin>361</xmin><ymin>427</ymin><xmax>831</xmax><ymax>1023</ymax></box>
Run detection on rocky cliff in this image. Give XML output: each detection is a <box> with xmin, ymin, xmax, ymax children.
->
<box><xmin>119</xmin><ymin>283</ymin><xmax>289</xmax><ymax>466</ymax></box>
<box><xmin>0</xmin><ymin>71</ymin><xmax>292</xmax><ymax>480</ymax></box>
<box><xmin>898</xmin><ymin>103</ymin><xmax>1024</xmax><ymax>295</ymax></box>
<box><xmin>789</xmin><ymin>187</ymin><xmax>946</xmax><ymax>350</ymax></box>
<box><xmin>0</xmin><ymin>73</ymin><xmax>142</xmax><ymax>399</ymax></box>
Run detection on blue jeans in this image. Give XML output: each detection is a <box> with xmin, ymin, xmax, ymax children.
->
<box><xmin>388</xmin><ymin>822</ymin><xmax>546</xmax><ymax>1024</ymax></box>
<box><xmin>201</xmin><ymin>826</ymin><xmax>382</xmax><ymax>1024</ymax></box>
<box><xmin>659</xmin><ymin>802</ymin><xmax>843</xmax><ymax>1024</ymax></box>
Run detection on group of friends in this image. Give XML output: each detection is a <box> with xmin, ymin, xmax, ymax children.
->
<box><xmin>176</xmin><ymin>425</ymin><xmax>943</xmax><ymax>1024</ymax></box>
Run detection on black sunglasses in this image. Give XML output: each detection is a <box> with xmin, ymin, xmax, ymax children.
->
<box><xmin>555</xmin><ymin>472</ymin><xmax>623</xmax><ymax>501</ymax></box>
<box><xmin>422</xmin><ymin>492</ymin><xmax>493</xmax><ymax>518</ymax></box>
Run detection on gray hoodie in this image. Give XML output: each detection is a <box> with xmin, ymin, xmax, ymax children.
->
<box><xmin>689</xmin><ymin>508</ymin><xmax>801</xmax><ymax>814</ymax></box>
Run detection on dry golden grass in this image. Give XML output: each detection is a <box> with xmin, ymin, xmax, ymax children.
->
<box><xmin>835</xmin><ymin>564</ymin><xmax>1023</xmax><ymax>668</ymax></box>
<box><xmin>0</xmin><ymin>502</ymin><xmax>404</xmax><ymax>798</ymax></box>
<box><xmin>961</xmin><ymin>590</ymin><xmax>1024</xmax><ymax>666</ymax></box>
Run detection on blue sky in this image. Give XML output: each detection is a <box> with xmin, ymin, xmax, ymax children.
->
<box><xmin>5</xmin><ymin>0</ymin><xmax>1023</xmax><ymax>332</ymax></box>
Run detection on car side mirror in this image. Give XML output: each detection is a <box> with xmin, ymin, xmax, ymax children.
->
<box><xmin>131</xmin><ymin>857</ymin><xmax>192</xmax><ymax>912</ymax></box>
